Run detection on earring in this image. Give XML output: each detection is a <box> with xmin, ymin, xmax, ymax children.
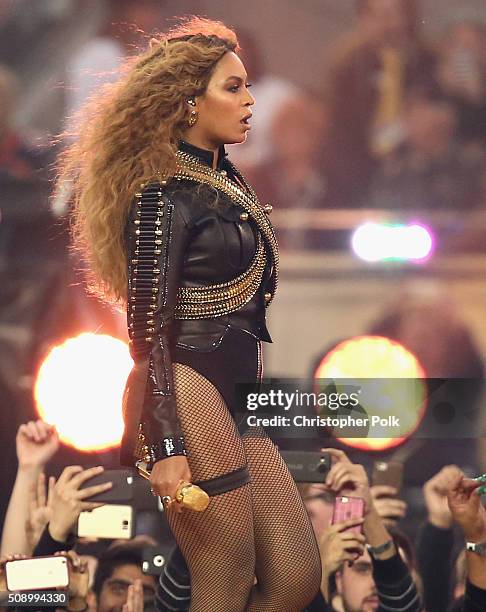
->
<box><xmin>187</xmin><ymin>97</ymin><xmax>197</xmax><ymax>127</ymax></box>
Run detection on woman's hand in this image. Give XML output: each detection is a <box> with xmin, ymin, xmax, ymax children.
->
<box><xmin>49</xmin><ymin>466</ymin><xmax>112</xmax><ymax>543</ymax></box>
<box><xmin>322</xmin><ymin>448</ymin><xmax>373</xmax><ymax>512</ymax></box>
<box><xmin>16</xmin><ymin>420</ymin><xmax>59</xmax><ymax>471</ymax></box>
<box><xmin>447</xmin><ymin>472</ymin><xmax>486</xmax><ymax>542</ymax></box>
<box><xmin>150</xmin><ymin>456</ymin><xmax>192</xmax><ymax>509</ymax></box>
<box><xmin>370</xmin><ymin>485</ymin><xmax>407</xmax><ymax>527</ymax></box>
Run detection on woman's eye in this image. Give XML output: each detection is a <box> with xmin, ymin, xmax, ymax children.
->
<box><xmin>229</xmin><ymin>85</ymin><xmax>239</xmax><ymax>92</ymax></box>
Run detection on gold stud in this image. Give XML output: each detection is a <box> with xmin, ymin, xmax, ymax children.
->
<box><xmin>239</xmin><ymin>212</ymin><xmax>249</xmax><ymax>222</ymax></box>
<box><xmin>264</xmin><ymin>292</ymin><xmax>272</xmax><ymax>303</ymax></box>
<box><xmin>264</xmin><ymin>204</ymin><xmax>273</xmax><ymax>214</ymax></box>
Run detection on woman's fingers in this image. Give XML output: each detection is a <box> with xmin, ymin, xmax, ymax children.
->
<box><xmin>75</xmin><ymin>482</ymin><xmax>112</xmax><ymax>500</ymax></box>
<box><xmin>371</xmin><ymin>485</ymin><xmax>398</xmax><ymax>498</ymax></box>
<box><xmin>336</xmin><ymin>517</ymin><xmax>365</xmax><ymax>532</ymax></box>
<box><xmin>79</xmin><ymin>501</ymin><xmax>105</xmax><ymax>512</ymax></box>
<box><xmin>57</xmin><ymin>466</ymin><xmax>84</xmax><ymax>487</ymax></box>
<box><xmin>69</xmin><ymin>466</ymin><xmax>105</xmax><ymax>489</ymax></box>
<box><xmin>26</xmin><ymin>421</ymin><xmax>40</xmax><ymax>442</ymax></box>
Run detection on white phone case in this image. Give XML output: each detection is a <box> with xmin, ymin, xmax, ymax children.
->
<box><xmin>6</xmin><ymin>556</ymin><xmax>69</xmax><ymax>591</ymax></box>
<box><xmin>77</xmin><ymin>504</ymin><xmax>134</xmax><ymax>539</ymax></box>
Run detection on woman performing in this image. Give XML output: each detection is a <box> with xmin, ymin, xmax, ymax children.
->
<box><xmin>60</xmin><ymin>17</ymin><xmax>320</xmax><ymax>611</ymax></box>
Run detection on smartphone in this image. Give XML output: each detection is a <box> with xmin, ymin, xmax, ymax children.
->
<box><xmin>372</xmin><ymin>461</ymin><xmax>403</xmax><ymax>492</ymax></box>
<box><xmin>280</xmin><ymin>451</ymin><xmax>331</xmax><ymax>483</ymax></box>
<box><xmin>332</xmin><ymin>496</ymin><xmax>365</xmax><ymax>534</ymax></box>
<box><xmin>142</xmin><ymin>546</ymin><xmax>166</xmax><ymax>575</ymax></box>
<box><xmin>77</xmin><ymin>504</ymin><xmax>134</xmax><ymax>539</ymax></box>
<box><xmin>6</xmin><ymin>556</ymin><xmax>69</xmax><ymax>591</ymax></box>
<box><xmin>78</xmin><ymin>469</ymin><xmax>135</xmax><ymax>503</ymax></box>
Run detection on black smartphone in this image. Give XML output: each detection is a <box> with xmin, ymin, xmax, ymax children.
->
<box><xmin>280</xmin><ymin>451</ymin><xmax>331</xmax><ymax>482</ymax></box>
<box><xmin>78</xmin><ymin>469</ymin><xmax>135</xmax><ymax>503</ymax></box>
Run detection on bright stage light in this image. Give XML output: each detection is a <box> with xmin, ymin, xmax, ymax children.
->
<box><xmin>351</xmin><ymin>222</ymin><xmax>434</xmax><ymax>262</ymax></box>
<box><xmin>34</xmin><ymin>333</ymin><xmax>133</xmax><ymax>452</ymax></box>
<box><xmin>314</xmin><ymin>335</ymin><xmax>427</xmax><ymax>451</ymax></box>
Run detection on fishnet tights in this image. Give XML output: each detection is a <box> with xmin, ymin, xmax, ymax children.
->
<box><xmin>166</xmin><ymin>363</ymin><xmax>321</xmax><ymax>612</ymax></box>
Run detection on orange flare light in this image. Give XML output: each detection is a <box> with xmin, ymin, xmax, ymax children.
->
<box><xmin>314</xmin><ymin>335</ymin><xmax>426</xmax><ymax>452</ymax></box>
<box><xmin>34</xmin><ymin>333</ymin><xmax>133</xmax><ymax>452</ymax></box>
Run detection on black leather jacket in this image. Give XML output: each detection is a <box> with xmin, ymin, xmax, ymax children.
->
<box><xmin>120</xmin><ymin>141</ymin><xmax>275</xmax><ymax>467</ymax></box>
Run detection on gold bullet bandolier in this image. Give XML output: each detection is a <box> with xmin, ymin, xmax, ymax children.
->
<box><xmin>127</xmin><ymin>151</ymin><xmax>278</xmax><ymax>467</ymax></box>
<box><xmin>174</xmin><ymin>231</ymin><xmax>266</xmax><ymax>319</ymax></box>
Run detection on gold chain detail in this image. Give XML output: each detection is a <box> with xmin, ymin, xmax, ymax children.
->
<box><xmin>173</xmin><ymin>151</ymin><xmax>279</xmax><ymax>306</ymax></box>
<box><xmin>174</xmin><ymin>232</ymin><xmax>265</xmax><ymax>319</ymax></box>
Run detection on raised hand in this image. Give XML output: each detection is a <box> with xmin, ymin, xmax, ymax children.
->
<box><xmin>54</xmin><ymin>551</ymin><xmax>90</xmax><ymax>600</ymax></box>
<box><xmin>370</xmin><ymin>485</ymin><xmax>407</xmax><ymax>527</ymax></box>
<box><xmin>423</xmin><ymin>465</ymin><xmax>463</xmax><ymax>529</ymax></box>
<box><xmin>322</xmin><ymin>448</ymin><xmax>372</xmax><ymax>512</ymax></box>
<box><xmin>48</xmin><ymin>466</ymin><xmax>112</xmax><ymax>543</ymax></box>
<box><xmin>447</xmin><ymin>472</ymin><xmax>486</xmax><ymax>542</ymax></box>
<box><xmin>26</xmin><ymin>472</ymin><xmax>55</xmax><ymax>550</ymax></box>
<box><xmin>16</xmin><ymin>420</ymin><xmax>59</xmax><ymax>470</ymax></box>
<box><xmin>122</xmin><ymin>579</ymin><xmax>144</xmax><ymax>612</ymax></box>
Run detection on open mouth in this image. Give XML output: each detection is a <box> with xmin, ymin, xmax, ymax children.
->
<box><xmin>241</xmin><ymin>114</ymin><xmax>252</xmax><ymax>125</ymax></box>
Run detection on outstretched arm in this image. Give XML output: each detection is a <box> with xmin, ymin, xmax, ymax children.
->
<box><xmin>1</xmin><ymin>420</ymin><xmax>59</xmax><ymax>556</ymax></box>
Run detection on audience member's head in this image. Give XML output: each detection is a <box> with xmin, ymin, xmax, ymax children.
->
<box><xmin>270</xmin><ymin>94</ymin><xmax>328</xmax><ymax>169</ymax></box>
<box><xmin>335</xmin><ymin>547</ymin><xmax>379</xmax><ymax>612</ymax></box>
<box><xmin>91</xmin><ymin>536</ymin><xmax>157</xmax><ymax>612</ymax></box>
<box><xmin>356</xmin><ymin>0</ymin><xmax>419</xmax><ymax>45</ymax></box>
<box><xmin>369</xmin><ymin>291</ymin><xmax>483</xmax><ymax>378</ymax></box>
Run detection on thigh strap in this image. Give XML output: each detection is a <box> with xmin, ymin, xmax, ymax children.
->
<box><xmin>194</xmin><ymin>466</ymin><xmax>251</xmax><ymax>497</ymax></box>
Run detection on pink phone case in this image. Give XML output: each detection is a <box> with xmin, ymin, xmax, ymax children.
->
<box><xmin>332</xmin><ymin>496</ymin><xmax>365</xmax><ymax>533</ymax></box>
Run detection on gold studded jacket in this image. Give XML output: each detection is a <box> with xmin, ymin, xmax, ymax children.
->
<box><xmin>120</xmin><ymin>141</ymin><xmax>278</xmax><ymax>467</ymax></box>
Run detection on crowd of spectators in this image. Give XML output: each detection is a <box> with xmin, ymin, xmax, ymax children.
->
<box><xmin>237</xmin><ymin>0</ymin><xmax>486</xmax><ymax>249</ymax></box>
<box><xmin>1</xmin><ymin>419</ymin><xmax>486</xmax><ymax>611</ymax></box>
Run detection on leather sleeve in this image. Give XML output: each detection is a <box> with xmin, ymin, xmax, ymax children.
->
<box><xmin>126</xmin><ymin>182</ymin><xmax>191</xmax><ymax>464</ymax></box>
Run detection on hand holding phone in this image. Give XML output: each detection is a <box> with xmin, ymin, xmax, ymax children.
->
<box><xmin>332</xmin><ymin>496</ymin><xmax>365</xmax><ymax>534</ymax></box>
<box><xmin>322</xmin><ymin>448</ymin><xmax>372</xmax><ymax>510</ymax></box>
<box><xmin>5</xmin><ymin>555</ymin><xmax>69</xmax><ymax>591</ymax></box>
<box><xmin>55</xmin><ymin>551</ymin><xmax>89</xmax><ymax>601</ymax></box>
<box><xmin>77</xmin><ymin>504</ymin><xmax>134</xmax><ymax>540</ymax></box>
<box><xmin>371</xmin><ymin>461</ymin><xmax>403</xmax><ymax>492</ymax></box>
<box><xmin>49</xmin><ymin>465</ymin><xmax>113</xmax><ymax>543</ymax></box>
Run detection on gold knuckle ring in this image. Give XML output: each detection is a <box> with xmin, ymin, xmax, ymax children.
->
<box><xmin>175</xmin><ymin>481</ymin><xmax>210</xmax><ymax>512</ymax></box>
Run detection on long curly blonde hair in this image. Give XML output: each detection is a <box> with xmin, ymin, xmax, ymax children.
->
<box><xmin>58</xmin><ymin>17</ymin><xmax>238</xmax><ymax>304</ymax></box>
